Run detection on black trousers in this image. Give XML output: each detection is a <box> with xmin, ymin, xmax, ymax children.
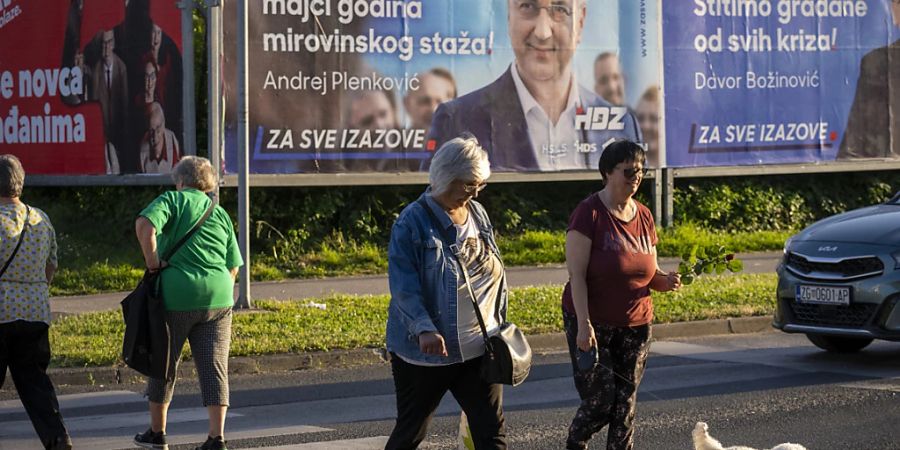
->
<box><xmin>0</xmin><ymin>320</ymin><xmax>70</xmax><ymax>449</ymax></box>
<box><xmin>563</xmin><ymin>311</ymin><xmax>651</xmax><ymax>450</ymax></box>
<box><xmin>385</xmin><ymin>354</ymin><xmax>507</xmax><ymax>450</ymax></box>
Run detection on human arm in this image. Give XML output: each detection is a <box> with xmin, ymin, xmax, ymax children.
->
<box><xmin>135</xmin><ymin>216</ymin><xmax>165</xmax><ymax>271</ymax></box>
<box><xmin>566</xmin><ymin>230</ymin><xmax>595</xmax><ymax>352</ymax></box>
<box><xmin>388</xmin><ymin>217</ymin><xmax>446</xmax><ymax>356</ymax></box>
<box><xmin>648</xmin><ymin>246</ymin><xmax>681</xmax><ymax>292</ymax></box>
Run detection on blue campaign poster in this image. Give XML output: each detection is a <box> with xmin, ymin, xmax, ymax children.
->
<box><xmin>663</xmin><ymin>0</ymin><xmax>900</xmax><ymax>168</ymax></box>
<box><xmin>222</xmin><ymin>0</ymin><xmax>662</xmax><ymax>174</ymax></box>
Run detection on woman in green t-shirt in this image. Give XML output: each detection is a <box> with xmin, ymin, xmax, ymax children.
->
<box><xmin>133</xmin><ymin>156</ymin><xmax>243</xmax><ymax>450</ymax></box>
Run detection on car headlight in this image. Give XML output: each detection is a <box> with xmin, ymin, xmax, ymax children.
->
<box><xmin>783</xmin><ymin>236</ymin><xmax>794</xmax><ymax>255</ymax></box>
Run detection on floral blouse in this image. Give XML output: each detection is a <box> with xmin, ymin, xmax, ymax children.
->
<box><xmin>0</xmin><ymin>203</ymin><xmax>57</xmax><ymax>324</ymax></box>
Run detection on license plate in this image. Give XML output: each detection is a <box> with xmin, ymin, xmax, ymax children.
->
<box><xmin>795</xmin><ymin>285</ymin><xmax>850</xmax><ymax>305</ymax></box>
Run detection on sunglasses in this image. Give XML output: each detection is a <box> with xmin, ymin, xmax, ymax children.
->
<box><xmin>462</xmin><ymin>182</ymin><xmax>488</xmax><ymax>194</ymax></box>
<box><xmin>622</xmin><ymin>167</ymin><xmax>648</xmax><ymax>179</ymax></box>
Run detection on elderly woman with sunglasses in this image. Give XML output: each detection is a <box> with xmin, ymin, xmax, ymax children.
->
<box><xmin>385</xmin><ymin>135</ymin><xmax>508</xmax><ymax>450</ymax></box>
<box><xmin>562</xmin><ymin>140</ymin><xmax>681</xmax><ymax>450</ymax></box>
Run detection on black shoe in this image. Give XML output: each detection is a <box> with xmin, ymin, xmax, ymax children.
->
<box><xmin>194</xmin><ymin>435</ymin><xmax>227</xmax><ymax>450</ymax></box>
<box><xmin>46</xmin><ymin>434</ymin><xmax>73</xmax><ymax>450</ymax></box>
<box><xmin>133</xmin><ymin>428</ymin><xmax>168</xmax><ymax>450</ymax></box>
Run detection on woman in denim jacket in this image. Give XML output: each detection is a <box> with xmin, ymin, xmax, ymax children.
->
<box><xmin>385</xmin><ymin>135</ymin><xmax>508</xmax><ymax>450</ymax></box>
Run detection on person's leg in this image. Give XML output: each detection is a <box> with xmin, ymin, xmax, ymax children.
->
<box><xmin>5</xmin><ymin>321</ymin><xmax>71</xmax><ymax>448</ymax></box>
<box><xmin>144</xmin><ymin>311</ymin><xmax>193</xmax><ymax>433</ymax></box>
<box><xmin>563</xmin><ymin>312</ymin><xmax>616</xmax><ymax>450</ymax></box>
<box><xmin>604</xmin><ymin>325</ymin><xmax>651</xmax><ymax>450</ymax></box>
<box><xmin>187</xmin><ymin>308</ymin><xmax>232</xmax><ymax>439</ymax></box>
<box><xmin>384</xmin><ymin>357</ymin><xmax>453</xmax><ymax>450</ymax></box>
<box><xmin>449</xmin><ymin>357</ymin><xmax>507</xmax><ymax>450</ymax></box>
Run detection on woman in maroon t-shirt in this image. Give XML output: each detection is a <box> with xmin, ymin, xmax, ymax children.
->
<box><xmin>562</xmin><ymin>140</ymin><xmax>681</xmax><ymax>450</ymax></box>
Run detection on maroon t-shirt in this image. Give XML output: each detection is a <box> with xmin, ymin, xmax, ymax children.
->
<box><xmin>561</xmin><ymin>193</ymin><xmax>659</xmax><ymax>327</ymax></box>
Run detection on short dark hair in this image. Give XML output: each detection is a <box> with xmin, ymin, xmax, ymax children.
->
<box><xmin>598</xmin><ymin>140</ymin><xmax>646</xmax><ymax>180</ymax></box>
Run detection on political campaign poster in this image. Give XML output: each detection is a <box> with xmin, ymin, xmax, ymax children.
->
<box><xmin>222</xmin><ymin>0</ymin><xmax>662</xmax><ymax>174</ymax></box>
<box><xmin>663</xmin><ymin>0</ymin><xmax>900</xmax><ymax>168</ymax></box>
<box><xmin>0</xmin><ymin>0</ymin><xmax>185</xmax><ymax>175</ymax></box>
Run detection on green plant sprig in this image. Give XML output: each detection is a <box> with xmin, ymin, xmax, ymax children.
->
<box><xmin>677</xmin><ymin>244</ymin><xmax>743</xmax><ymax>285</ymax></box>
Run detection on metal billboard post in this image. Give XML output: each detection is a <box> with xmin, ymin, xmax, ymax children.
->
<box><xmin>234</xmin><ymin>0</ymin><xmax>252</xmax><ymax>309</ymax></box>
<box><xmin>206</xmin><ymin>1</ymin><xmax>222</xmax><ymax>198</ymax></box>
<box><xmin>179</xmin><ymin>1</ymin><xmax>196</xmax><ymax>158</ymax></box>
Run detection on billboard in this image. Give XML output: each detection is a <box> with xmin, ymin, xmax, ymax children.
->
<box><xmin>0</xmin><ymin>0</ymin><xmax>184</xmax><ymax>175</ymax></box>
<box><xmin>222</xmin><ymin>0</ymin><xmax>662</xmax><ymax>174</ymax></box>
<box><xmin>663</xmin><ymin>0</ymin><xmax>900</xmax><ymax>167</ymax></box>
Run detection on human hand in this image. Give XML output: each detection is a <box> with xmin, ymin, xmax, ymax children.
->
<box><xmin>418</xmin><ymin>332</ymin><xmax>448</xmax><ymax>356</ymax></box>
<box><xmin>667</xmin><ymin>271</ymin><xmax>682</xmax><ymax>291</ymax></box>
<box><xmin>576</xmin><ymin>322</ymin><xmax>596</xmax><ymax>352</ymax></box>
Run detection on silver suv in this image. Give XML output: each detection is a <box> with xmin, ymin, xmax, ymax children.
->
<box><xmin>774</xmin><ymin>194</ymin><xmax>900</xmax><ymax>352</ymax></box>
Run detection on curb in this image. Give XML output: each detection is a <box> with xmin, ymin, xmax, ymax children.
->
<box><xmin>46</xmin><ymin>316</ymin><xmax>774</xmax><ymax>387</ymax></box>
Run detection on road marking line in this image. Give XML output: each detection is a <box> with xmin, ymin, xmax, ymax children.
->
<box><xmin>241</xmin><ymin>436</ymin><xmax>389</xmax><ymax>449</ymax></box>
<box><xmin>0</xmin><ymin>390</ymin><xmax>143</xmax><ymax>414</ymax></box>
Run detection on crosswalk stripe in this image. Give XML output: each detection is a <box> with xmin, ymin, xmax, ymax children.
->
<box><xmin>0</xmin><ymin>408</ymin><xmax>243</xmax><ymax>436</ymax></box>
<box><xmin>0</xmin><ymin>390</ymin><xmax>143</xmax><ymax>415</ymax></box>
<box><xmin>241</xmin><ymin>436</ymin><xmax>389</xmax><ymax>449</ymax></box>
<box><xmin>66</xmin><ymin>425</ymin><xmax>333</xmax><ymax>450</ymax></box>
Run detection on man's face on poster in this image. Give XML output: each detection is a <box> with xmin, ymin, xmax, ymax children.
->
<box><xmin>148</xmin><ymin>110</ymin><xmax>165</xmax><ymax>158</ymax></box>
<box><xmin>102</xmin><ymin>30</ymin><xmax>115</xmax><ymax>66</ymax></box>
<box><xmin>405</xmin><ymin>73</ymin><xmax>455</xmax><ymax>129</ymax></box>
<box><xmin>507</xmin><ymin>0</ymin><xmax>585</xmax><ymax>84</ymax></box>
<box><xmin>636</xmin><ymin>97</ymin><xmax>659</xmax><ymax>151</ymax></box>
<box><xmin>351</xmin><ymin>91</ymin><xmax>396</xmax><ymax>130</ymax></box>
<box><xmin>594</xmin><ymin>54</ymin><xmax>625</xmax><ymax>106</ymax></box>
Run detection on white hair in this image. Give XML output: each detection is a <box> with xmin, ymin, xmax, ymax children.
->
<box><xmin>428</xmin><ymin>135</ymin><xmax>491</xmax><ymax>197</ymax></box>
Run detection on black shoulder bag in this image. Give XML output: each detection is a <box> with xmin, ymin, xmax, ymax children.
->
<box><xmin>417</xmin><ymin>198</ymin><xmax>532</xmax><ymax>386</ymax></box>
<box><xmin>121</xmin><ymin>195</ymin><xmax>217</xmax><ymax>380</ymax></box>
<box><xmin>0</xmin><ymin>205</ymin><xmax>32</xmax><ymax>280</ymax></box>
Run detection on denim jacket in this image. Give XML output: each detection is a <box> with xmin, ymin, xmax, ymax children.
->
<box><xmin>386</xmin><ymin>191</ymin><xmax>508</xmax><ymax>365</ymax></box>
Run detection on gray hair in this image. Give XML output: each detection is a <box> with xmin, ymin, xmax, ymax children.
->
<box><xmin>0</xmin><ymin>154</ymin><xmax>25</xmax><ymax>198</ymax></box>
<box><xmin>172</xmin><ymin>156</ymin><xmax>216</xmax><ymax>192</ymax></box>
<box><xmin>428</xmin><ymin>135</ymin><xmax>491</xmax><ymax>196</ymax></box>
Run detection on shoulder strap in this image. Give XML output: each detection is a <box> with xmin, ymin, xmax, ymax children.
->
<box><xmin>161</xmin><ymin>194</ymin><xmax>217</xmax><ymax>262</ymax></box>
<box><xmin>416</xmin><ymin>197</ymin><xmax>495</xmax><ymax>355</ymax></box>
<box><xmin>0</xmin><ymin>205</ymin><xmax>31</xmax><ymax>280</ymax></box>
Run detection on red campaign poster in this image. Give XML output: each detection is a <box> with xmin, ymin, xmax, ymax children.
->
<box><xmin>0</xmin><ymin>0</ymin><xmax>184</xmax><ymax>175</ymax></box>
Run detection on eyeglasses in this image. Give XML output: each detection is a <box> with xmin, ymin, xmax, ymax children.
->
<box><xmin>513</xmin><ymin>0</ymin><xmax>573</xmax><ymax>22</ymax></box>
<box><xmin>622</xmin><ymin>167</ymin><xmax>648</xmax><ymax>179</ymax></box>
<box><xmin>462</xmin><ymin>182</ymin><xmax>488</xmax><ymax>194</ymax></box>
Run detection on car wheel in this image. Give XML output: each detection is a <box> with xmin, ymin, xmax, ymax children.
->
<box><xmin>806</xmin><ymin>334</ymin><xmax>874</xmax><ymax>353</ymax></box>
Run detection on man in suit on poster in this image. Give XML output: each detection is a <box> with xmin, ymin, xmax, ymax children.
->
<box><xmin>426</xmin><ymin>0</ymin><xmax>641</xmax><ymax>171</ymax></box>
<box><xmin>91</xmin><ymin>29</ymin><xmax>128</xmax><ymax>174</ymax></box>
<box><xmin>838</xmin><ymin>0</ymin><xmax>900</xmax><ymax>159</ymax></box>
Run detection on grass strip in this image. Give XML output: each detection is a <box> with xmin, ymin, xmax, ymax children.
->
<box><xmin>51</xmin><ymin>226</ymin><xmax>789</xmax><ymax>296</ymax></box>
<box><xmin>49</xmin><ymin>273</ymin><xmax>776</xmax><ymax>368</ymax></box>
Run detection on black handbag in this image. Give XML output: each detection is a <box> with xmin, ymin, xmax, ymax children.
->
<box><xmin>417</xmin><ymin>198</ymin><xmax>532</xmax><ymax>386</ymax></box>
<box><xmin>121</xmin><ymin>196</ymin><xmax>217</xmax><ymax>380</ymax></box>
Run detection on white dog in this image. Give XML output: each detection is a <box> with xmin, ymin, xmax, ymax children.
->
<box><xmin>693</xmin><ymin>422</ymin><xmax>808</xmax><ymax>450</ymax></box>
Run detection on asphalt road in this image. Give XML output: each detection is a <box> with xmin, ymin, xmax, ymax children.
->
<box><xmin>2</xmin><ymin>330</ymin><xmax>897</xmax><ymax>449</ymax></box>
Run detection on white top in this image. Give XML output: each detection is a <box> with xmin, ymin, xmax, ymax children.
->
<box><xmin>510</xmin><ymin>62</ymin><xmax>585</xmax><ymax>171</ymax></box>
<box><xmin>453</xmin><ymin>214</ymin><xmax>502</xmax><ymax>361</ymax></box>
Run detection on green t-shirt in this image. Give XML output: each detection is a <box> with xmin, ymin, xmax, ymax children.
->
<box><xmin>140</xmin><ymin>189</ymin><xmax>243</xmax><ymax>311</ymax></box>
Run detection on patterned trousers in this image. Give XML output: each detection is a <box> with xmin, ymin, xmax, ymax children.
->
<box><xmin>562</xmin><ymin>310</ymin><xmax>651</xmax><ymax>450</ymax></box>
<box><xmin>146</xmin><ymin>308</ymin><xmax>232</xmax><ymax>406</ymax></box>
